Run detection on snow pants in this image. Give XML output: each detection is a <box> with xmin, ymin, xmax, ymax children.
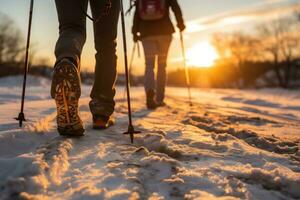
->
<box><xmin>54</xmin><ymin>0</ymin><xmax>120</xmax><ymax>117</ymax></box>
<box><xmin>141</xmin><ymin>35</ymin><xmax>172</xmax><ymax>103</ymax></box>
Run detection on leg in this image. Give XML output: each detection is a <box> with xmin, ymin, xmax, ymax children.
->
<box><xmin>54</xmin><ymin>0</ymin><xmax>88</xmax><ymax>65</ymax></box>
<box><xmin>142</xmin><ymin>37</ymin><xmax>159</xmax><ymax>109</ymax></box>
<box><xmin>156</xmin><ymin>35</ymin><xmax>172</xmax><ymax>103</ymax></box>
<box><xmin>142</xmin><ymin>37</ymin><xmax>157</xmax><ymax>92</ymax></box>
<box><xmin>89</xmin><ymin>0</ymin><xmax>120</xmax><ymax>118</ymax></box>
<box><xmin>52</xmin><ymin>0</ymin><xmax>88</xmax><ymax>136</ymax></box>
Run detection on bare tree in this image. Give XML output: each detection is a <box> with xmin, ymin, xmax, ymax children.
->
<box><xmin>212</xmin><ymin>32</ymin><xmax>259</xmax><ymax>87</ymax></box>
<box><xmin>0</xmin><ymin>13</ymin><xmax>23</xmax><ymax>65</ymax></box>
<box><xmin>212</xmin><ymin>33</ymin><xmax>230</xmax><ymax>61</ymax></box>
<box><xmin>257</xmin><ymin>17</ymin><xmax>300</xmax><ymax>88</ymax></box>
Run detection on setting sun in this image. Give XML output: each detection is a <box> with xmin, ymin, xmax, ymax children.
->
<box><xmin>186</xmin><ymin>41</ymin><xmax>219</xmax><ymax>68</ymax></box>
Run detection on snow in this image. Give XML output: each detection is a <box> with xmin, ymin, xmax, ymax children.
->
<box><xmin>0</xmin><ymin>75</ymin><xmax>299</xmax><ymax>200</ymax></box>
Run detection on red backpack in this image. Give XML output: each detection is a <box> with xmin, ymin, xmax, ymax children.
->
<box><xmin>138</xmin><ymin>0</ymin><xmax>167</xmax><ymax>20</ymax></box>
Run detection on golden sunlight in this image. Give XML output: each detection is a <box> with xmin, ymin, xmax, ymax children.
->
<box><xmin>186</xmin><ymin>41</ymin><xmax>219</xmax><ymax>68</ymax></box>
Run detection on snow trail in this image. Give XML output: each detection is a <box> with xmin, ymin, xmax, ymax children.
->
<box><xmin>0</xmin><ymin>76</ymin><xmax>299</xmax><ymax>199</ymax></box>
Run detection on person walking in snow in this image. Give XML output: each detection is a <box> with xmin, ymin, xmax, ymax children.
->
<box><xmin>51</xmin><ymin>0</ymin><xmax>119</xmax><ymax>136</ymax></box>
<box><xmin>132</xmin><ymin>0</ymin><xmax>185</xmax><ymax>109</ymax></box>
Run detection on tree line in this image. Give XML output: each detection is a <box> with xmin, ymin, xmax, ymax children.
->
<box><xmin>212</xmin><ymin>13</ymin><xmax>300</xmax><ymax>88</ymax></box>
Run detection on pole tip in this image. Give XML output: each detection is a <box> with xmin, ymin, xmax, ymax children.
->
<box><xmin>130</xmin><ymin>135</ymin><xmax>134</xmax><ymax>144</ymax></box>
<box><xmin>15</xmin><ymin>112</ymin><xmax>26</xmax><ymax>127</ymax></box>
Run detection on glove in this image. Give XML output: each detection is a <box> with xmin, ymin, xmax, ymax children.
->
<box><xmin>177</xmin><ymin>23</ymin><xmax>186</xmax><ymax>32</ymax></box>
<box><xmin>133</xmin><ymin>34</ymin><xmax>140</xmax><ymax>42</ymax></box>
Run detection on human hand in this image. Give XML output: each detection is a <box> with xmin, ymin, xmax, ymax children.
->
<box><xmin>133</xmin><ymin>34</ymin><xmax>140</xmax><ymax>42</ymax></box>
<box><xmin>178</xmin><ymin>23</ymin><xmax>186</xmax><ymax>32</ymax></box>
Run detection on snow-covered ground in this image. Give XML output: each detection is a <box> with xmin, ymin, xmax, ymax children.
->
<box><xmin>0</xmin><ymin>75</ymin><xmax>299</xmax><ymax>200</ymax></box>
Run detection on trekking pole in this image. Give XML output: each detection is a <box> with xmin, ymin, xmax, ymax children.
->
<box><xmin>120</xmin><ymin>0</ymin><xmax>141</xmax><ymax>143</ymax></box>
<box><xmin>15</xmin><ymin>0</ymin><xmax>34</xmax><ymax>127</ymax></box>
<box><xmin>137</xmin><ymin>40</ymin><xmax>141</xmax><ymax>58</ymax></box>
<box><xmin>179</xmin><ymin>32</ymin><xmax>193</xmax><ymax>106</ymax></box>
<box><xmin>123</xmin><ymin>43</ymin><xmax>137</xmax><ymax>100</ymax></box>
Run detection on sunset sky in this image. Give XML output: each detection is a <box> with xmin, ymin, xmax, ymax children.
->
<box><xmin>1</xmin><ymin>0</ymin><xmax>299</xmax><ymax>74</ymax></box>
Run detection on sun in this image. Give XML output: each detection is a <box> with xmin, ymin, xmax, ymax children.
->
<box><xmin>186</xmin><ymin>41</ymin><xmax>219</xmax><ymax>68</ymax></box>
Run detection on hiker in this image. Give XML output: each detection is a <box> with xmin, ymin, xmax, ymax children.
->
<box><xmin>132</xmin><ymin>0</ymin><xmax>185</xmax><ymax>109</ymax></box>
<box><xmin>51</xmin><ymin>0</ymin><xmax>119</xmax><ymax>136</ymax></box>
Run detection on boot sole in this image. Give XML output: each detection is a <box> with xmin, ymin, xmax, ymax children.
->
<box><xmin>51</xmin><ymin>61</ymin><xmax>84</xmax><ymax>136</ymax></box>
<box><xmin>93</xmin><ymin>119</ymin><xmax>115</xmax><ymax>130</ymax></box>
<box><xmin>51</xmin><ymin>60</ymin><xmax>81</xmax><ymax>99</ymax></box>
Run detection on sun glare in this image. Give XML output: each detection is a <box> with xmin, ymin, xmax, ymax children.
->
<box><xmin>186</xmin><ymin>41</ymin><xmax>219</xmax><ymax>68</ymax></box>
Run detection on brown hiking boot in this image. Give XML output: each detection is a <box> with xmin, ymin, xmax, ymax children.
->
<box><xmin>92</xmin><ymin>115</ymin><xmax>115</xmax><ymax>130</ymax></box>
<box><xmin>51</xmin><ymin>58</ymin><xmax>84</xmax><ymax>136</ymax></box>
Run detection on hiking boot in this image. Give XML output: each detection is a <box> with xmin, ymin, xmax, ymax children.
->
<box><xmin>157</xmin><ymin>101</ymin><xmax>166</xmax><ymax>107</ymax></box>
<box><xmin>92</xmin><ymin>115</ymin><xmax>115</xmax><ymax>130</ymax></box>
<box><xmin>51</xmin><ymin>58</ymin><xmax>84</xmax><ymax>137</ymax></box>
<box><xmin>146</xmin><ymin>90</ymin><xmax>158</xmax><ymax>109</ymax></box>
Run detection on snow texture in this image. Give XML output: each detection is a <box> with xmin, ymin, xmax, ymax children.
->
<box><xmin>0</xmin><ymin>75</ymin><xmax>299</xmax><ymax>200</ymax></box>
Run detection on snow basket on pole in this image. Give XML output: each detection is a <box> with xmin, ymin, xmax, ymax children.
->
<box><xmin>15</xmin><ymin>0</ymin><xmax>34</xmax><ymax>127</ymax></box>
<box><xmin>120</xmin><ymin>0</ymin><xmax>141</xmax><ymax>143</ymax></box>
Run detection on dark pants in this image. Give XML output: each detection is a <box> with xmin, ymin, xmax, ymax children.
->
<box><xmin>141</xmin><ymin>35</ymin><xmax>172</xmax><ymax>103</ymax></box>
<box><xmin>54</xmin><ymin>0</ymin><xmax>120</xmax><ymax>117</ymax></box>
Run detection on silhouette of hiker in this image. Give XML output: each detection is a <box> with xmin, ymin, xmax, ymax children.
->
<box><xmin>132</xmin><ymin>0</ymin><xmax>185</xmax><ymax>109</ymax></box>
<box><xmin>51</xmin><ymin>0</ymin><xmax>119</xmax><ymax>136</ymax></box>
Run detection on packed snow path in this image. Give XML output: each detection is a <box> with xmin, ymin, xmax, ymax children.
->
<box><xmin>0</xmin><ymin>76</ymin><xmax>299</xmax><ymax>200</ymax></box>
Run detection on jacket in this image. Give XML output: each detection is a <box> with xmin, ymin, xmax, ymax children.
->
<box><xmin>132</xmin><ymin>0</ymin><xmax>185</xmax><ymax>38</ymax></box>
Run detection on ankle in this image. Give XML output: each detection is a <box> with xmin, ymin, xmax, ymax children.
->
<box><xmin>146</xmin><ymin>89</ymin><xmax>155</xmax><ymax>100</ymax></box>
<box><xmin>55</xmin><ymin>57</ymin><xmax>78</xmax><ymax>69</ymax></box>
